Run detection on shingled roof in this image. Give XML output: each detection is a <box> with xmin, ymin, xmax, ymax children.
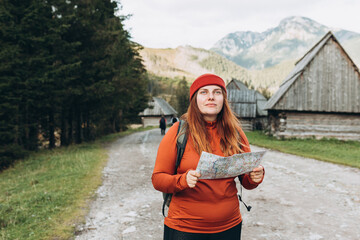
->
<box><xmin>227</xmin><ymin>79</ymin><xmax>268</xmax><ymax>117</ymax></box>
<box><xmin>139</xmin><ymin>97</ymin><xmax>177</xmax><ymax>116</ymax></box>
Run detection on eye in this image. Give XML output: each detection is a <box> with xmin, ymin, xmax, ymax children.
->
<box><xmin>199</xmin><ymin>90</ymin><xmax>207</xmax><ymax>94</ymax></box>
<box><xmin>214</xmin><ymin>90</ymin><xmax>222</xmax><ymax>95</ymax></box>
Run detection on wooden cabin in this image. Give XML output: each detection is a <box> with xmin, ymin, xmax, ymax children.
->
<box><xmin>264</xmin><ymin>31</ymin><xmax>360</xmax><ymax>140</ymax></box>
<box><xmin>139</xmin><ymin>97</ymin><xmax>177</xmax><ymax>127</ymax></box>
<box><xmin>227</xmin><ymin>79</ymin><xmax>268</xmax><ymax>131</ymax></box>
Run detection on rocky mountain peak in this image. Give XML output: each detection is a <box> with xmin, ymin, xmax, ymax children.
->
<box><xmin>211</xmin><ymin>16</ymin><xmax>360</xmax><ymax>69</ymax></box>
<box><xmin>278</xmin><ymin>16</ymin><xmax>325</xmax><ymax>31</ymax></box>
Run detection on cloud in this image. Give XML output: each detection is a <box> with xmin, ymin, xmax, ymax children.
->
<box><xmin>118</xmin><ymin>0</ymin><xmax>360</xmax><ymax>49</ymax></box>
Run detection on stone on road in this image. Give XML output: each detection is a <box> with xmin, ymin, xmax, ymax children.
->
<box><xmin>76</xmin><ymin>128</ymin><xmax>360</xmax><ymax>240</ymax></box>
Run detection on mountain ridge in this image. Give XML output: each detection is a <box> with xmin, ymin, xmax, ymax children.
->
<box><xmin>140</xmin><ymin>45</ymin><xmax>295</xmax><ymax>95</ymax></box>
<box><xmin>140</xmin><ymin>16</ymin><xmax>360</xmax><ymax>95</ymax></box>
<box><xmin>211</xmin><ymin>16</ymin><xmax>360</xmax><ymax>69</ymax></box>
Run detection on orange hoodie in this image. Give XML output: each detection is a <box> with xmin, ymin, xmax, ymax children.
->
<box><xmin>152</xmin><ymin>121</ymin><xmax>263</xmax><ymax>233</ymax></box>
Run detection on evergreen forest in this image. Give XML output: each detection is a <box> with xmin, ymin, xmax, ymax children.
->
<box><xmin>0</xmin><ymin>0</ymin><xmax>149</xmax><ymax>169</ymax></box>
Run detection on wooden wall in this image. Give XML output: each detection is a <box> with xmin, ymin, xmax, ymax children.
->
<box><xmin>269</xmin><ymin>111</ymin><xmax>360</xmax><ymax>140</ymax></box>
<box><xmin>274</xmin><ymin>38</ymin><xmax>360</xmax><ymax>113</ymax></box>
<box><xmin>239</xmin><ymin>119</ymin><xmax>254</xmax><ymax>132</ymax></box>
<box><xmin>227</xmin><ymin>89</ymin><xmax>257</xmax><ymax>118</ymax></box>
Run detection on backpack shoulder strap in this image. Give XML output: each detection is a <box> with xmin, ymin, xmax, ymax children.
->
<box><xmin>174</xmin><ymin>120</ymin><xmax>187</xmax><ymax>173</ymax></box>
<box><xmin>237</xmin><ymin>133</ymin><xmax>252</xmax><ymax>212</ymax></box>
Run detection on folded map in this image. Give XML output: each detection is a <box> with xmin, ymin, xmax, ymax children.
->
<box><xmin>195</xmin><ymin>151</ymin><xmax>266</xmax><ymax>179</ymax></box>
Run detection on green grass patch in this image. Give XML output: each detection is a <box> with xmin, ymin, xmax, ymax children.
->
<box><xmin>245</xmin><ymin>131</ymin><xmax>360</xmax><ymax>168</ymax></box>
<box><xmin>0</xmin><ymin>126</ymin><xmax>155</xmax><ymax>240</ymax></box>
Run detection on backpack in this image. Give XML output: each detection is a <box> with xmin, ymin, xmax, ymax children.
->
<box><xmin>171</xmin><ymin>117</ymin><xmax>178</xmax><ymax>124</ymax></box>
<box><xmin>161</xmin><ymin>119</ymin><xmax>251</xmax><ymax>217</ymax></box>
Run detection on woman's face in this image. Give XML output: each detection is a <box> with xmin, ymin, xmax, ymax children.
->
<box><xmin>196</xmin><ymin>85</ymin><xmax>224</xmax><ymax>121</ymax></box>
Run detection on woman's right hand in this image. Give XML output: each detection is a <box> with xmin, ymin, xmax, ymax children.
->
<box><xmin>186</xmin><ymin>170</ymin><xmax>201</xmax><ymax>188</ymax></box>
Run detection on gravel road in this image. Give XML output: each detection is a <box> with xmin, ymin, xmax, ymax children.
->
<box><xmin>75</xmin><ymin>128</ymin><xmax>360</xmax><ymax>240</ymax></box>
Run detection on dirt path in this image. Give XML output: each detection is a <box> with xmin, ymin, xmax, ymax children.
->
<box><xmin>75</xmin><ymin>128</ymin><xmax>360</xmax><ymax>240</ymax></box>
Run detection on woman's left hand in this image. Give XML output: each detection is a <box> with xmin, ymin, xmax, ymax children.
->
<box><xmin>249</xmin><ymin>165</ymin><xmax>264</xmax><ymax>183</ymax></box>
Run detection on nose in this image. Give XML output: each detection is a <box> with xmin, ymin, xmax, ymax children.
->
<box><xmin>208</xmin><ymin>92</ymin><xmax>215</xmax><ymax>99</ymax></box>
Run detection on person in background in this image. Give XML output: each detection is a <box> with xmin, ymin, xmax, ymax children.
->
<box><xmin>152</xmin><ymin>73</ymin><xmax>264</xmax><ymax>240</ymax></box>
<box><xmin>159</xmin><ymin>115</ymin><xmax>167</xmax><ymax>135</ymax></box>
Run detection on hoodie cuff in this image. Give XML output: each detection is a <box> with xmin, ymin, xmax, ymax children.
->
<box><xmin>248</xmin><ymin>165</ymin><xmax>265</xmax><ymax>185</ymax></box>
<box><xmin>177</xmin><ymin>169</ymin><xmax>191</xmax><ymax>191</ymax></box>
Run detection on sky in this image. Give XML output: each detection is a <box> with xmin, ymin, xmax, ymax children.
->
<box><xmin>117</xmin><ymin>0</ymin><xmax>360</xmax><ymax>49</ymax></box>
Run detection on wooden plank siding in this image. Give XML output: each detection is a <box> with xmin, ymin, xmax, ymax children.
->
<box><xmin>239</xmin><ymin>119</ymin><xmax>254</xmax><ymax>132</ymax></box>
<box><xmin>275</xmin><ymin>112</ymin><xmax>360</xmax><ymax>140</ymax></box>
<box><xmin>227</xmin><ymin>89</ymin><xmax>257</xmax><ymax>118</ymax></box>
<box><xmin>229</xmin><ymin>103</ymin><xmax>256</xmax><ymax>119</ymax></box>
<box><xmin>266</xmin><ymin>32</ymin><xmax>360</xmax><ymax>140</ymax></box>
<box><xmin>273</xmin><ymin>38</ymin><xmax>360</xmax><ymax>113</ymax></box>
<box><xmin>227</xmin><ymin>79</ymin><xmax>268</xmax><ymax>130</ymax></box>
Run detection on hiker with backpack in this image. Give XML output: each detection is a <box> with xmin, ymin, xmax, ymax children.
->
<box><xmin>159</xmin><ymin>115</ymin><xmax>167</xmax><ymax>135</ymax></box>
<box><xmin>152</xmin><ymin>73</ymin><xmax>265</xmax><ymax>240</ymax></box>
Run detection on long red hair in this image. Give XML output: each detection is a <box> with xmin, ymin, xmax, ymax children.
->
<box><xmin>181</xmin><ymin>89</ymin><xmax>244</xmax><ymax>156</ymax></box>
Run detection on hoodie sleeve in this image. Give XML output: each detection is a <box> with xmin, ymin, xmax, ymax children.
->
<box><xmin>152</xmin><ymin>122</ymin><xmax>189</xmax><ymax>193</ymax></box>
<box><xmin>238</xmin><ymin>128</ymin><xmax>265</xmax><ymax>189</ymax></box>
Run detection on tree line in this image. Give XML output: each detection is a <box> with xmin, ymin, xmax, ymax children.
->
<box><xmin>0</xmin><ymin>0</ymin><xmax>148</xmax><ymax>169</ymax></box>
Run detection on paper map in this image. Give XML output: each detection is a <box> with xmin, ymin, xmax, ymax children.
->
<box><xmin>195</xmin><ymin>151</ymin><xmax>266</xmax><ymax>179</ymax></box>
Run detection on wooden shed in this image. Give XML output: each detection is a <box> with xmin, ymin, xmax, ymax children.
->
<box><xmin>227</xmin><ymin>79</ymin><xmax>268</xmax><ymax>131</ymax></box>
<box><xmin>264</xmin><ymin>31</ymin><xmax>360</xmax><ymax>140</ymax></box>
<box><xmin>139</xmin><ymin>97</ymin><xmax>177</xmax><ymax>127</ymax></box>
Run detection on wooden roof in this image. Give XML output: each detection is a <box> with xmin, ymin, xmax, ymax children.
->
<box><xmin>265</xmin><ymin>31</ymin><xmax>360</xmax><ymax>113</ymax></box>
<box><xmin>227</xmin><ymin>89</ymin><xmax>256</xmax><ymax>118</ymax></box>
<box><xmin>227</xmin><ymin>79</ymin><xmax>268</xmax><ymax>117</ymax></box>
<box><xmin>227</xmin><ymin>79</ymin><xmax>249</xmax><ymax>90</ymax></box>
<box><xmin>139</xmin><ymin>97</ymin><xmax>177</xmax><ymax>116</ymax></box>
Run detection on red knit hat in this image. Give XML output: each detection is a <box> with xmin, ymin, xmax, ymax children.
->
<box><xmin>189</xmin><ymin>73</ymin><xmax>227</xmax><ymax>100</ymax></box>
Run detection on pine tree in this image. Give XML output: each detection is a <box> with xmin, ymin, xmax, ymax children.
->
<box><xmin>0</xmin><ymin>1</ymin><xmax>29</xmax><ymax>168</ymax></box>
<box><xmin>175</xmin><ymin>77</ymin><xmax>190</xmax><ymax>116</ymax></box>
<box><xmin>0</xmin><ymin>0</ymin><xmax>149</xmax><ymax>169</ymax></box>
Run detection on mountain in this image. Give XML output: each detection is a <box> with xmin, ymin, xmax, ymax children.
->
<box><xmin>139</xmin><ymin>45</ymin><xmax>294</xmax><ymax>94</ymax></box>
<box><xmin>140</xmin><ymin>16</ymin><xmax>360</xmax><ymax>95</ymax></box>
<box><xmin>211</xmin><ymin>16</ymin><xmax>360</xmax><ymax>69</ymax></box>
<box><xmin>140</xmin><ymin>46</ymin><xmax>248</xmax><ymax>82</ymax></box>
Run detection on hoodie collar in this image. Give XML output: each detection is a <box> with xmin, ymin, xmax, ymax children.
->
<box><xmin>205</xmin><ymin>120</ymin><xmax>217</xmax><ymax>129</ymax></box>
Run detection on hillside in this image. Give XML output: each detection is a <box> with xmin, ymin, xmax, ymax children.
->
<box><xmin>140</xmin><ymin>45</ymin><xmax>293</xmax><ymax>94</ymax></box>
<box><xmin>140</xmin><ymin>46</ymin><xmax>249</xmax><ymax>82</ymax></box>
<box><xmin>249</xmin><ymin>59</ymin><xmax>296</xmax><ymax>93</ymax></box>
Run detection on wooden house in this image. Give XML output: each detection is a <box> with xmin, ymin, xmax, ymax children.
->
<box><xmin>139</xmin><ymin>97</ymin><xmax>177</xmax><ymax>127</ymax></box>
<box><xmin>264</xmin><ymin>31</ymin><xmax>360</xmax><ymax>140</ymax></box>
<box><xmin>227</xmin><ymin>79</ymin><xmax>268</xmax><ymax>131</ymax></box>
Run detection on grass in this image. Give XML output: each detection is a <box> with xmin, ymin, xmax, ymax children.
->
<box><xmin>245</xmin><ymin>131</ymin><xmax>360</xmax><ymax>168</ymax></box>
<box><xmin>0</xmin><ymin>125</ymin><xmax>156</xmax><ymax>240</ymax></box>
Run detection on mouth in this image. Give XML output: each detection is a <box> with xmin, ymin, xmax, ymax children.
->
<box><xmin>205</xmin><ymin>104</ymin><xmax>216</xmax><ymax>107</ymax></box>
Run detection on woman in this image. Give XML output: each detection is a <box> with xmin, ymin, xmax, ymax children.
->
<box><xmin>152</xmin><ymin>73</ymin><xmax>264</xmax><ymax>240</ymax></box>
